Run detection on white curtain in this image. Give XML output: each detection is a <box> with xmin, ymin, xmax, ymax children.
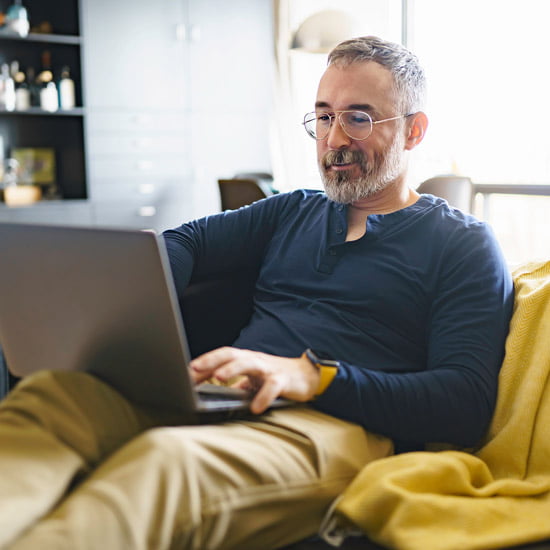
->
<box><xmin>270</xmin><ymin>0</ymin><xmax>403</xmax><ymax>191</ymax></box>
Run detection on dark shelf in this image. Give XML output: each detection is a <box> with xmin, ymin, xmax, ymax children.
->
<box><xmin>0</xmin><ymin>107</ymin><xmax>85</xmax><ymax>117</ymax></box>
<box><xmin>0</xmin><ymin>31</ymin><xmax>81</xmax><ymax>45</ymax></box>
<box><xmin>0</xmin><ymin>0</ymin><xmax>86</xmax><ymax>202</ymax></box>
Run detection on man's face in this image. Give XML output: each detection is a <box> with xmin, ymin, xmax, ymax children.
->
<box><xmin>315</xmin><ymin>61</ymin><xmax>408</xmax><ymax>204</ymax></box>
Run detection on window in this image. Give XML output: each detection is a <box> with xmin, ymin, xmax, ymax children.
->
<box><xmin>409</xmin><ymin>0</ymin><xmax>550</xmax><ymax>262</ymax></box>
<box><xmin>274</xmin><ymin>0</ymin><xmax>550</xmax><ymax>263</ymax></box>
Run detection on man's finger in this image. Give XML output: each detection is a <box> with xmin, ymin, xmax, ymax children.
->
<box><xmin>249</xmin><ymin>376</ymin><xmax>285</xmax><ymax>414</ymax></box>
<box><xmin>190</xmin><ymin>347</ymin><xmax>237</xmax><ymax>371</ymax></box>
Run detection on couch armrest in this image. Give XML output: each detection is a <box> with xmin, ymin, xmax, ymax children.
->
<box><xmin>0</xmin><ymin>348</ymin><xmax>9</xmax><ymax>399</ymax></box>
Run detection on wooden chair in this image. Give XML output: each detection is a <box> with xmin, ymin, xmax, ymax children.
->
<box><xmin>218</xmin><ymin>177</ymin><xmax>275</xmax><ymax>211</ymax></box>
<box><xmin>417</xmin><ymin>175</ymin><xmax>474</xmax><ymax>213</ymax></box>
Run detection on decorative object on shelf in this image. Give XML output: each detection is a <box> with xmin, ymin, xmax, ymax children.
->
<box><xmin>12</xmin><ymin>147</ymin><xmax>56</xmax><ymax>185</ymax></box>
<box><xmin>37</xmin><ymin>50</ymin><xmax>58</xmax><ymax>112</ymax></box>
<box><xmin>58</xmin><ymin>66</ymin><xmax>75</xmax><ymax>110</ymax></box>
<box><xmin>0</xmin><ymin>63</ymin><xmax>16</xmax><ymax>111</ymax></box>
<box><xmin>40</xmin><ymin>81</ymin><xmax>58</xmax><ymax>111</ymax></box>
<box><xmin>1</xmin><ymin>157</ymin><xmax>42</xmax><ymax>206</ymax></box>
<box><xmin>3</xmin><ymin>184</ymin><xmax>42</xmax><ymax>206</ymax></box>
<box><xmin>3</xmin><ymin>0</ymin><xmax>29</xmax><ymax>38</ymax></box>
<box><xmin>1</xmin><ymin>158</ymin><xmax>18</xmax><ymax>185</ymax></box>
<box><xmin>30</xmin><ymin>20</ymin><xmax>53</xmax><ymax>35</ymax></box>
<box><xmin>13</xmin><ymin>61</ymin><xmax>30</xmax><ymax>110</ymax></box>
<box><xmin>0</xmin><ymin>0</ymin><xmax>86</xmax><ymax>205</ymax></box>
<box><xmin>0</xmin><ymin>53</ymin><xmax>79</xmax><ymax>113</ymax></box>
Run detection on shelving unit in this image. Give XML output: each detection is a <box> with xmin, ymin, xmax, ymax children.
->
<box><xmin>0</xmin><ymin>0</ymin><xmax>274</xmax><ymax>231</ymax></box>
<box><xmin>0</xmin><ymin>0</ymin><xmax>86</xmax><ymax>202</ymax></box>
<box><xmin>0</xmin><ymin>31</ymin><xmax>82</xmax><ymax>45</ymax></box>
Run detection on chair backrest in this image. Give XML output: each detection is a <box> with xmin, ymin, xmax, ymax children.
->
<box><xmin>218</xmin><ymin>178</ymin><xmax>272</xmax><ymax>211</ymax></box>
<box><xmin>180</xmin><ymin>269</ymin><xmax>257</xmax><ymax>358</ymax></box>
<box><xmin>417</xmin><ymin>175</ymin><xmax>474</xmax><ymax>213</ymax></box>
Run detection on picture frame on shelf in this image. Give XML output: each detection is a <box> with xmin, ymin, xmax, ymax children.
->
<box><xmin>11</xmin><ymin>147</ymin><xmax>56</xmax><ymax>185</ymax></box>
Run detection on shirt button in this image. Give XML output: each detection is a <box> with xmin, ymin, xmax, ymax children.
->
<box><xmin>337</xmin><ymin>206</ymin><xmax>344</xmax><ymax>212</ymax></box>
<box><xmin>336</xmin><ymin>227</ymin><xmax>343</xmax><ymax>234</ymax></box>
<box><xmin>329</xmin><ymin>248</ymin><xmax>337</xmax><ymax>256</ymax></box>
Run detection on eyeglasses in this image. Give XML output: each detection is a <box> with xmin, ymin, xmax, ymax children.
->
<box><xmin>302</xmin><ymin>110</ymin><xmax>412</xmax><ymax>141</ymax></box>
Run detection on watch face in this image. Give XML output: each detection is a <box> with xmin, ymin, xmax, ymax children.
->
<box><xmin>306</xmin><ymin>348</ymin><xmax>340</xmax><ymax>367</ymax></box>
<box><xmin>309</xmin><ymin>349</ymin><xmax>334</xmax><ymax>361</ymax></box>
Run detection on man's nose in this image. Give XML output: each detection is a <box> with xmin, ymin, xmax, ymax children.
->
<box><xmin>326</xmin><ymin>117</ymin><xmax>352</xmax><ymax>149</ymax></box>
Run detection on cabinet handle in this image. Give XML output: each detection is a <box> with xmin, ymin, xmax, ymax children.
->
<box><xmin>175</xmin><ymin>23</ymin><xmax>186</xmax><ymax>41</ymax></box>
<box><xmin>132</xmin><ymin>114</ymin><xmax>152</xmax><ymax>125</ymax></box>
<box><xmin>136</xmin><ymin>160</ymin><xmax>154</xmax><ymax>171</ymax></box>
<box><xmin>138</xmin><ymin>206</ymin><xmax>156</xmax><ymax>217</ymax></box>
<box><xmin>133</xmin><ymin>138</ymin><xmax>153</xmax><ymax>149</ymax></box>
<box><xmin>189</xmin><ymin>24</ymin><xmax>201</xmax><ymax>42</ymax></box>
<box><xmin>138</xmin><ymin>183</ymin><xmax>156</xmax><ymax>195</ymax></box>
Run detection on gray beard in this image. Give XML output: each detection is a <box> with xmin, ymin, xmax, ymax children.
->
<box><xmin>319</xmin><ymin>138</ymin><xmax>404</xmax><ymax>204</ymax></box>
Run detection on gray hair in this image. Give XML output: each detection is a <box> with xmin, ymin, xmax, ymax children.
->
<box><xmin>327</xmin><ymin>36</ymin><xmax>426</xmax><ymax>113</ymax></box>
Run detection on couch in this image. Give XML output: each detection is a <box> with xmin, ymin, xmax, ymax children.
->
<box><xmin>3</xmin><ymin>263</ymin><xmax>550</xmax><ymax>550</ymax></box>
<box><xmin>182</xmin><ymin>264</ymin><xmax>550</xmax><ymax>550</ymax></box>
<box><xmin>179</xmin><ymin>263</ymin><xmax>550</xmax><ymax>550</ymax></box>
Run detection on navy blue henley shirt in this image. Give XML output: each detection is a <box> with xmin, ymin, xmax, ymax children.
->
<box><xmin>163</xmin><ymin>190</ymin><xmax>513</xmax><ymax>450</ymax></box>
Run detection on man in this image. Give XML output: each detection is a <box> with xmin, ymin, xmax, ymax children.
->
<box><xmin>0</xmin><ymin>36</ymin><xmax>512</xmax><ymax>549</ymax></box>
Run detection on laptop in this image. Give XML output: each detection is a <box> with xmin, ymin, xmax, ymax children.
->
<box><xmin>0</xmin><ymin>222</ymin><xmax>292</xmax><ymax>421</ymax></box>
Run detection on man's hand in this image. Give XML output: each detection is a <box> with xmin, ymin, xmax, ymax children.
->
<box><xmin>189</xmin><ymin>347</ymin><xmax>320</xmax><ymax>414</ymax></box>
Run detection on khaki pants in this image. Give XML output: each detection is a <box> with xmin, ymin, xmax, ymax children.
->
<box><xmin>0</xmin><ymin>371</ymin><xmax>392</xmax><ymax>550</ymax></box>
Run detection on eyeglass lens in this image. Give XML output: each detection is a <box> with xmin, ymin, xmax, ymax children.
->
<box><xmin>304</xmin><ymin>111</ymin><xmax>373</xmax><ymax>140</ymax></box>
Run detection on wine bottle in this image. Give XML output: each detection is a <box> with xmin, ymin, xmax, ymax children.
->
<box><xmin>0</xmin><ymin>63</ymin><xmax>16</xmax><ymax>111</ymax></box>
<box><xmin>37</xmin><ymin>51</ymin><xmax>54</xmax><ymax>87</ymax></box>
<box><xmin>58</xmin><ymin>66</ymin><xmax>75</xmax><ymax>110</ymax></box>
<box><xmin>26</xmin><ymin>67</ymin><xmax>40</xmax><ymax>107</ymax></box>
<box><xmin>38</xmin><ymin>51</ymin><xmax>58</xmax><ymax>112</ymax></box>
<box><xmin>40</xmin><ymin>82</ymin><xmax>58</xmax><ymax>112</ymax></box>
<box><xmin>12</xmin><ymin>61</ymin><xmax>30</xmax><ymax>111</ymax></box>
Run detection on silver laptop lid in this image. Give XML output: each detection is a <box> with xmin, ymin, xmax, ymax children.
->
<box><xmin>0</xmin><ymin>222</ymin><xmax>198</xmax><ymax>413</ymax></box>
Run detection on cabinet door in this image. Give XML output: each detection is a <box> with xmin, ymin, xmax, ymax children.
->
<box><xmin>81</xmin><ymin>0</ymin><xmax>187</xmax><ymax>110</ymax></box>
<box><xmin>184</xmin><ymin>0</ymin><xmax>274</xmax><ymax>216</ymax></box>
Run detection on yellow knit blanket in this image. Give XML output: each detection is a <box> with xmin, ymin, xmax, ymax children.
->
<box><xmin>322</xmin><ymin>260</ymin><xmax>550</xmax><ymax>550</ymax></box>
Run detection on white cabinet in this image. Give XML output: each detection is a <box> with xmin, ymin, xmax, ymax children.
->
<box><xmin>81</xmin><ymin>0</ymin><xmax>193</xmax><ymax>232</ymax></box>
<box><xmin>81</xmin><ymin>0</ymin><xmax>187</xmax><ymax>111</ymax></box>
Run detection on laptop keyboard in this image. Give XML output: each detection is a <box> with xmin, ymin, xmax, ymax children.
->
<box><xmin>197</xmin><ymin>383</ymin><xmax>252</xmax><ymax>402</ymax></box>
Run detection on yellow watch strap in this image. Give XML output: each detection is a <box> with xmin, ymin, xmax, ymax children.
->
<box><xmin>315</xmin><ymin>364</ymin><xmax>338</xmax><ymax>396</ymax></box>
<box><xmin>303</xmin><ymin>351</ymin><xmax>338</xmax><ymax>396</ymax></box>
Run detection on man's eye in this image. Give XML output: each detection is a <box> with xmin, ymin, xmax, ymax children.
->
<box><xmin>317</xmin><ymin>114</ymin><xmax>332</xmax><ymax>124</ymax></box>
<box><xmin>348</xmin><ymin>113</ymin><xmax>370</xmax><ymax>125</ymax></box>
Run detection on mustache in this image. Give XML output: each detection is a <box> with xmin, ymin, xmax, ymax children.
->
<box><xmin>321</xmin><ymin>149</ymin><xmax>366</xmax><ymax>169</ymax></box>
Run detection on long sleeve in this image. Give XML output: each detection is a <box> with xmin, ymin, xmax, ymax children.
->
<box><xmin>162</xmin><ymin>192</ymin><xmax>305</xmax><ymax>299</ymax></box>
<box><xmin>312</xmin><ymin>211</ymin><xmax>514</xmax><ymax>449</ymax></box>
<box><xmin>164</xmin><ymin>191</ymin><xmax>514</xmax><ymax>450</ymax></box>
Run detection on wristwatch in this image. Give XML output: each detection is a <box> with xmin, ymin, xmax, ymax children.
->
<box><xmin>303</xmin><ymin>348</ymin><xmax>340</xmax><ymax>396</ymax></box>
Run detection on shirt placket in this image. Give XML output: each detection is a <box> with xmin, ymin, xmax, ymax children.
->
<box><xmin>317</xmin><ymin>203</ymin><xmax>348</xmax><ymax>274</ymax></box>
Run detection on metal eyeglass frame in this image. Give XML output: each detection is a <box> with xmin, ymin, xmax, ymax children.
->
<box><xmin>302</xmin><ymin>110</ymin><xmax>414</xmax><ymax>141</ymax></box>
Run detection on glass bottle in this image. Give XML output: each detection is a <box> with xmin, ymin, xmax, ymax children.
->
<box><xmin>58</xmin><ymin>66</ymin><xmax>75</xmax><ymax>110</ymax></box>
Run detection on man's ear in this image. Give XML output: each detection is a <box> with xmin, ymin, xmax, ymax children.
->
<box><xmin>404</xmin><ymin>112</ymin><xmax>428</xmax><ymax>150</ymax></box>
